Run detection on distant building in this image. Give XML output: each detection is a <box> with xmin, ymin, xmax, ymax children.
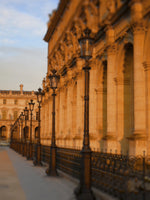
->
<box><xmin>0</xmin><ymin>84</ymin><xmax>38</xmax><ymax>143</ymax></box>
<box><xmin>42</xmin><ymin>0</ymin><xmax>150</xmax><ymax>156</ymax></box>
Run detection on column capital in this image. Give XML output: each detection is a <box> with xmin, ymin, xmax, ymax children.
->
<box><xmin>59</xmin><ymin>76</ymin><xmax>65</xmax><ymax>88</ymax></box>
<box><xmin>114</xmin><ymin>77</ymin><xmax>124</xmax><ymax>85</ymax></box>
<box><xmin>95</xmin><ymin>87</ymin><xmax>103</xmax><ymax>94</ymax></box>
<box><xmin>132</xmin><ymin>21</ymin><xmax>145</xmax><ymax>35</ymax></box>
<box><xmin>130</xmin><ymin>0</ymin><xmax>144</xmax><ymax>34</ymax></box>
<box><xmin>107</xmin><ymin>44</ymin><xmax>117</xmax><ymax>56</ymax></box>
<box><xmin>105</xmin><ymin>23</ymin><xmax>115</xmax><ymax>44</ymax></box>
<box><xmin>130</xmin><ymin>0</ymin><xmax>142</xmax><ymax>6</ymax></box>
<box><xmin>128</xmin><ymin>129</ymin><xmax>147</xmax><ymax>140</ymax></box>
<box><xmin>143</xmin><ymin>61</ymin><xmax>150</xmax><ymax>71</ymax></box>
<box><xmin>66</xmin><ymin>70</ymin><xmax>73</xmax><ymax>83</ymax></box>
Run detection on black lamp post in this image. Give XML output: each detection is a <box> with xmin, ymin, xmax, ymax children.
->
<box><xmin>10</xmin><ymin>124</ymin><xmax>13</xmax><ymax>148</ymax></box>
<box><xmin>74</xmin><ymin>28</ymin><xmax>95</xmax><ymax>200</ymax></box>
<box><xmin>20</xmin><ymin>112</ymin><xmax>24</xmax><ymax>155</ymax></box>
<box><xmin>18</xmin><ymin>117</ymin><xmax>21</xmax><ymax>154</ymax></box>
<box><xmin>28</xmin><ymin>99</ymin><xmax>35</xmax><ymax>160</ymax></box>
<box><xmin>24</xmin><ymin>106</ymin><xmax>29</xmax><ymax>157</ymax></box>
<box><xmin>34</xmin><ymin>88</ymin><xmax>43</xmax><ymax>166</ymax></box>
<box><xmin>46</xmin><ymin>69</ymin><xmax>59</xmax><ymax>176</ymax></box>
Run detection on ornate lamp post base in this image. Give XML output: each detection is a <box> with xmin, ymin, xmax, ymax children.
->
<box><xmin>75</xmin><ymin>190</ymin><xmax>95</xmax><ymax>200</ymax></box>
<box><xmin>75</xmin><ymin>148</ymin><xmax>95</xmax><ymax>200</ymax></box>
<box><xmin>30</xmin><ymin>142</ymin><xmax>33</xmax><ymax>160</ymax></box>
<box><xmin>21</xmin><ymin>142</ymin><xmax>24</xmax><ymax>156</ymax></box>
<box><xmin>46</xmin><ymin>146</ymin><xmax>58</xmax><ymax>176</ymax></box>
<box><xmin>22</xmin><ymin>142</ymin><xmax>26</xmax><ymax>156</ymax></box>
<box><xmin>33</xmin><ymin>143</ymin><xmax>43</xmax><ymax>166</ymax></box>
<box><xmin>27</xmin><ymin>142</ymin><xmax>31</xmax><ymax>160</ymax></box>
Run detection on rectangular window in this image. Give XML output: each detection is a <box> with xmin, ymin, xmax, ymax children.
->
<box><xmin>3</xmin><ymin>99</ymin><xmax>6</xmax><ymax>104</ymax></box>
<box><xmin>14</xmin><ymin>99</ymin><xmax>18</xmax><ymax>105</ymax></box>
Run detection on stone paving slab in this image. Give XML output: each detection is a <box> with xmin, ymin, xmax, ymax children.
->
<box><xmin>0</xmin><ymin>147</ymin><xmax>117</xmax><ymax>200</ymax></box>
<box><xmin>0</xmin><ymin>147</ymin><xmax>26</xmax><ymax>200</ymax></box>
<box><xmin>6</xmin><ymin>147</ymin><xmax>76</xmax><ymax>200</ymax></box>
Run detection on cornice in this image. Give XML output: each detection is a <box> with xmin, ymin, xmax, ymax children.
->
<box><xmin>95</xmin><ymin>0</ymin><xmax>130</xmax><ymax>43</ymax></box>
<box><xmin>44</xmin><ymin>0</ymin><xmax>71</xmax><ymax>42</ymax></box>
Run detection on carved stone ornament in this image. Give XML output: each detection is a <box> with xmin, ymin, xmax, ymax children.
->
<box><xmin>132</xmin><ymin>21</ymin><xmax>145</xmax><ymax>35</ymax></box>
<box><xmin>107</xmin><ymin>44</ymin><xmax>117</xmax><ymax>55</ymax></box>
<box><xmin>42</xmin><ymin>78</ymin><xmax>46</xmax><ymax>90</ymax></box>
<box><xmin>143</xmin><ymin>62</ymin><xmax>150</xmax><ymax>71</ymax></box>
<box><xmin>106</xmin><ymin>0</ymin><xmax>116</xmax><ymax>14</ymax></box>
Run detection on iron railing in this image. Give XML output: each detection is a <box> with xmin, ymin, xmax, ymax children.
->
<box><xmin>10</xmin><ymin>142</ymin><xmax>150</xmax><ymax>200</ymax></box>
<box><xmin>91</xmin><ymin>151</ymin><xmax>150</xmax><ymax>199</ymax></box>
<box><xmin>57</xmin><ymin>147</ymin><xmax>81</xmax><ymax>179</ymax></box>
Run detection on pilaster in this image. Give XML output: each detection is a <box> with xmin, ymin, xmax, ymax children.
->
<box><xmin>104</xmin><ymin>25</ymin><xmax>117</xmax><ymax>151</ymax></box>
<box><xmin>143</xmin><ymin>62</ymin><xmax>150</xmax><ymax>154</ymax></box>
<box><xmin>66</xmin><ymin>71</ymin><xmax>73</xmax><ymax>144</ymax></box>
<box><xmin>128</xmin><ymin>0</ymin><xmax>147</xmax><ymax>155</ymax></box>
<box><xmin>115</xmin><ymin>76</ymin><xmax>124</xmax><ymax>154</ymax></box>
<box><xmin>76</xmin><ymin>68</ymin><xmax>84</xmax><ymax>148</ymax></box>
<box><xmin>131</xmin><ymin>1</ymin><xmax>146</xmax><ymax>137</ymax></box>
<box><xmin>89</xmin><ymin>64</ymin><xmax>98</xmax><ymax>148</ymax></box>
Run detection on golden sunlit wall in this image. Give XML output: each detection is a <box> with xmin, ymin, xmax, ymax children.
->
<box><xmin>42</xmin><ymin>0</ymin><xmax>150</xmax><ymax>156</ymax></box>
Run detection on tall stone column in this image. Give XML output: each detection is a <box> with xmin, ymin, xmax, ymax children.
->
<box><xmin>104</xmin><ymin>25</ymin><xmax>117</xmax><ymax>152</ymax></box>
<box><xmin>41</xmin><ymin>101</ymin><xmax>45</xmax><ymax>144</ymax></box>
<box><xmin>48</xmin><ymin>96</ymin><xmax>52</xmax><ymax>145</ymax></box>
<box><xmin>56</xmin><ymin>91</ymin><xmax>60</xmax><ymax>145</ymax></box>
<box><xmin>116</xmin><ymin>77</ymin><xmax>124</xmax><ymax>154</ymax></box>
<box><xmin>89</xmin><ymin>63</ymin><xmax>98</xmax><ymax>149</ymax></box>
<box><xmin>76</xmin><ymin>59</ymin><xmax>84</xmax><ymax>148</ymax></box>
<box><xmin>129</xmin><ymin>0</ymin><xmax>146</xmax><ymax>155</ymax></box>
<box><xmin>95</xmin><ymin>60</ymin><xmax>107</xmax><ymax>151</ymax></box>
<box><xmin>72</xmin><ymin>78</ymin><xmax>77</xmax><ymax>148</ymax></box>
<box><xmin>44</xmin><ymin>98</ymin><xmax>48</xmax><ymax>145</ymax></box>
<box><xmin>143</xmin><ymin>62</ymin><xmax>150</xmax><ymax>154</ymax></box>
<box><xmin>59</xmin><ymin>78</ymin><xmax>65</xmax><ymax>146</ymax></box>
<box><xmin>66</xmin><ymin>71</ymin><xmax>73</xmax><ymax>147</ymax></box>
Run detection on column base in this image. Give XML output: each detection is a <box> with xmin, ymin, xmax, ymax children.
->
<box><xmin>102</xmin><ymin>134</ymin><xmax>117</xmax><ymax>153</ymax></box>
<box><xmin>33</xmin><ymin>144</ymin><xmax>43</xmax><ymax>166</ymax></box>
<box><xmin>74</xmin><ymin>185</ymin><xmax>96</xmax><ymax>200</ymax></box>
<box><xmin>33</xmin><ymin>160</ymin><xmax>43</xmax><ymax>166</ymax></box>
<box><xmin>128</xmin><ymin>131</ymin><xmax>147</xmax><ymax>156</ymax></box>
<box><xmin>46</xmin><ymin>167</ymin><xmax>58</xmax><ymax>176</ymax></box>
<box><xmin>45</xmin><ymin>146</ymin><xmax>58</xmax><ymax>176</ymax></box>
<box><xmin>26</xmin><ymin>142</ymin><xmax>32</xmax><ymax>160</ymax></box>
<box><xmin>22</xmin><ymin>143</ymin><xmax>26</xmax><ymax>157</ymax></box>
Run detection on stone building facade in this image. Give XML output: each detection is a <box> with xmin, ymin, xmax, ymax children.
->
<box><xmin>0</xmin><ymin>84</ymin><xmax>38</xmax><ymax>143</ymax></box>
<box><xmin>42</xmin><ymin>0</ymin><xmax>150</xmax><ymax>156</ymax></box>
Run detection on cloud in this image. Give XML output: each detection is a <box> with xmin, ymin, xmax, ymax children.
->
<box><xmin>0</xmin><ymin>0</ymin><xmax>59</xmax><ymax>45</ymax></box>
<box><xmin>0</xmin><ymin>0</ymin><xmax>59</xmax><ymax>90</ymax></box>
<box><xmin>0</xmin><ymin>6</ymin><xmax>45</xmax><ymax>38</ymax></box>
<box><xmin>0</xmin><ymin>46</ymin><xmax>47</xmax><ymax>90</ymax></box>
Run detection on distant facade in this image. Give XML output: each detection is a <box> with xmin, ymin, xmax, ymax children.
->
<box><xmin>0</xmin><ymin>84</ymin><xmax>38</xmax><ymax>143</ymax></box>
<box><xmin>42</xmin><ymin>0</ymin><xmax>150</xmax><ymax>156</ymax></box>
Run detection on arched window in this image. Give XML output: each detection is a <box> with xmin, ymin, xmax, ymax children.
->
<box><xmin>2</xmin><ymin>110</ymin><xmax>7</xmax><ymax>120</ymax></box>
<box><xmin>123</xmin><ymin>43</ymin><xmax>134</xmax><ymax>153</ymax></box>
<box><xmin>103</xmin><ymin>61</ymin><xmax>107</xmax><ymax>137</ymax></box>
<box><xmin>14</xmin><ymin>111</ymin><xmax>18</xmax><ymax>120</ymax></box>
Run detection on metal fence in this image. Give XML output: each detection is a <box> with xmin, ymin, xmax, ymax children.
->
<box><xmin>91</xmin><ymin>151</ymin><xmax>150</xmax><ymax>200</ymax></box>
<box><xmin>40</xmin><ymin>146</ymin><xmax>150</xmax><ymax>200</ymax></box>
<box><xmin>11</xmin><ymin>142</ymin><xmax>150</xmax><ymax>200</ymax></box>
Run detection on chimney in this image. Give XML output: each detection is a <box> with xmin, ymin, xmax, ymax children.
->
<box><xmin>20</xmin><ymin>84</ymin><xmax>23</xmax><ymax>94</ymax></box>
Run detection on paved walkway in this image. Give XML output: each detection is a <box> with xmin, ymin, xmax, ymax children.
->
<box><xmin>0</xmin><ymin>147</ymin><xmax>117</xmax><ymax>200</ymax></box>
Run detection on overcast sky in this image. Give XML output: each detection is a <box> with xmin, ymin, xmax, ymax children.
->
<box><xmin>0</xmin><ymin>0</ymin><xmax>59</xmax><ymax>91</ymax></box>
